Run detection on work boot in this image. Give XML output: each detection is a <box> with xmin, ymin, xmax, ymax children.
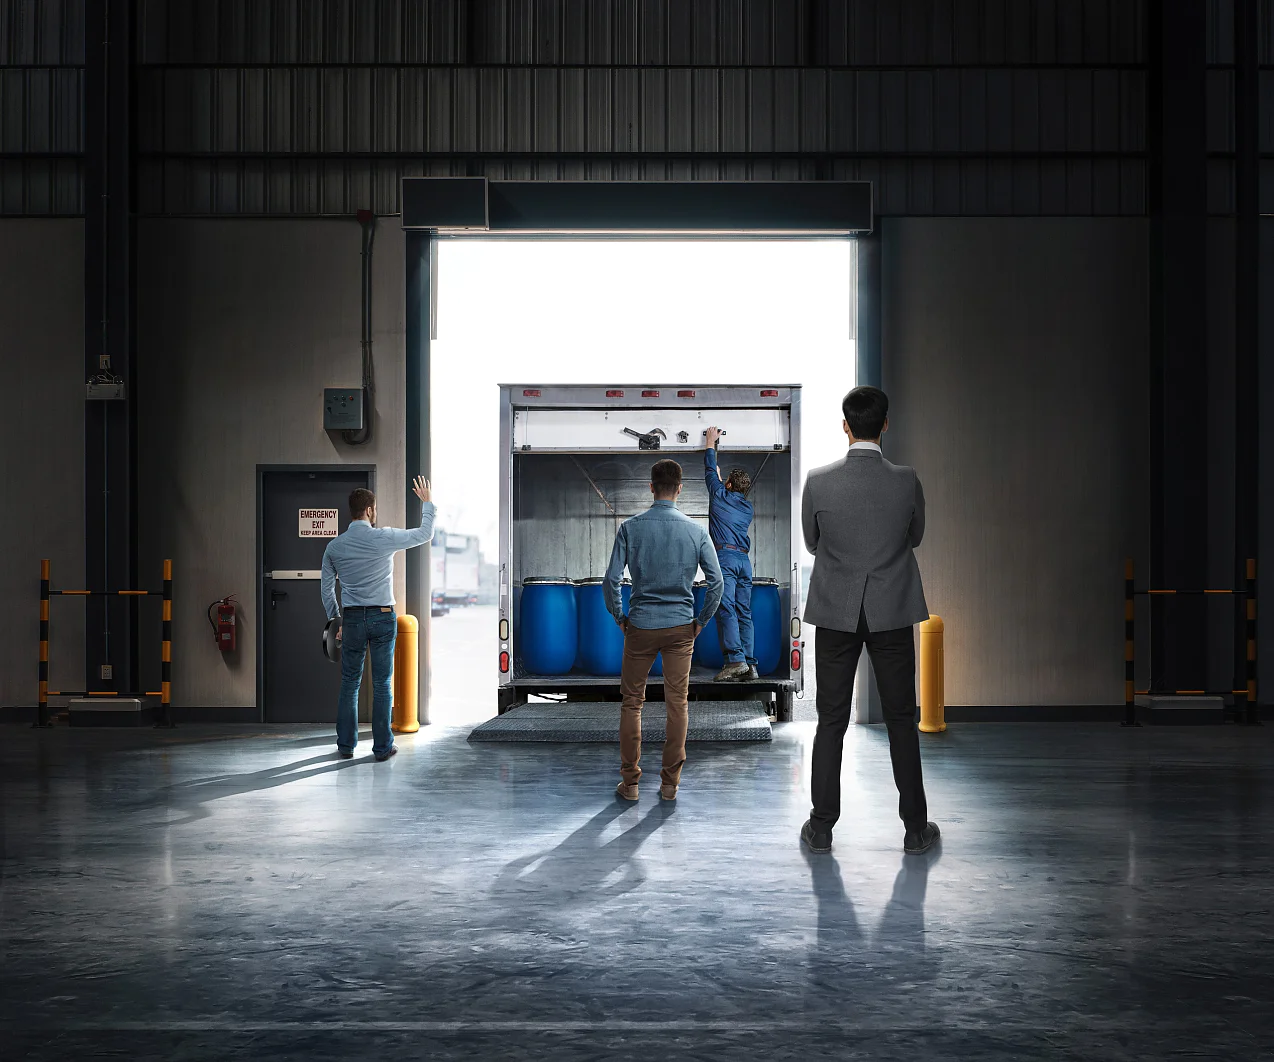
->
<box><xmin>741</xmin><ymin>665</ymin><xmax>760</xmax><ymax>681</ymax></box>
<box><xmin>714</xmin><ymin>662</ymin><xmax>749</xmax><ymax>681</ymax></box>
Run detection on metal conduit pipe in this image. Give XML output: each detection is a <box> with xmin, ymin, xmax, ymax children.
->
<box><xmin>344</xmin><ymin>209</ymin><xmax>377</xmax><ymax>445</ymax></box>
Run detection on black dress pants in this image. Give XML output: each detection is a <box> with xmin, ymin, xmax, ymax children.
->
<box><xmin>810</xmin><ymin>608</ymin><xmax>928</xmax><ymax>835</ymax></box>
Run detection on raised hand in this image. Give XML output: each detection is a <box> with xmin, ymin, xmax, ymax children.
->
<box><xmin>413</xmin><ymin>476</ymin><xmax>431</xmax><ymax>503</ymax></box>
<box><xmin>705</xmin><ymin>426</ymin><xmax>721</xmax><ymax>449</ymax></box>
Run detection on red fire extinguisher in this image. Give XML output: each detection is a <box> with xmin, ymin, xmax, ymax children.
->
<box><xmin>207</xmin><ymin>596</ymin><xmax>238</xmax><ymax>652</ymax></box>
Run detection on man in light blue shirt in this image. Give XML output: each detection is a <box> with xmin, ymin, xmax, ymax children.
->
<box><xmin>321</xmin><ymin>476</ymin><xmax>434</xmax><ymax>761</ymax></box>
<box><xmin>604</xmin><ymin>459</ymin><xmax>723</xmax><ymax>802</ymax></box>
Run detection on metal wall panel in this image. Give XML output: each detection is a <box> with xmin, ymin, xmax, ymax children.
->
<box><xmin>1</xmin><ymin>0</ymin><xmax>84</xmax><ymax>64</ymax></box>
<box><xmin>136</xmin><ymin>64</ymin><xmax>1150</xmax><ymax>160</ymax></box>
<box><xmin>133</xmin><ymin>0</ymin><xmax>1149</xmax><ymax>67</ymax></box>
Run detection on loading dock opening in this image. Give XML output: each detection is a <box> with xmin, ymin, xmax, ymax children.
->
<box><xmin>403</xmin><ymin>177</ymin><xmax>874</xmax><ymax>726</ymax></box>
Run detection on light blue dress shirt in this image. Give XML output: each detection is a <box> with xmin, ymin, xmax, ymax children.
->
<box><xmin>321</xmin><ymin>504</ymin><xmax>436</xmax><ymax>619</ymax></box>
<box><xmin>604</xmin><ymin>500</ymin><xmax>724</xmax><ymax>630</ymax></box>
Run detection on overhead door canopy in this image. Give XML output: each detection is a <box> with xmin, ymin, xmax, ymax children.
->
<box><xmin>401</xmin><ymin>177</ymin><xmax>872</xmax><ymax>236</ymax></box>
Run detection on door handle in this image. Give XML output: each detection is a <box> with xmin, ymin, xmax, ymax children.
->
<box><xmin>271</xmin><ymin>589</ymin><xmax>289</xmax><ymax>610</ymax></box>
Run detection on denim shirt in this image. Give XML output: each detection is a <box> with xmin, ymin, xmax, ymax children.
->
<box><xmin>604</xmin><ymin>500</ymin><xmax>724</xmax><ymax>630</ymax></box>
<box><xmin>705</xmin><ymin>448</ymin><xmax>754</xmax><ymax>552</ymax></box>
<box><xmin>321</xmin><ymin>504</ymin><xmax>437</xmax><ymax>619</ymax></box>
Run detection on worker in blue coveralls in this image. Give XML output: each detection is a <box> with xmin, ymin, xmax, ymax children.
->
<box><xmin>704</xmin><ymin>426</ymin><xmax>757</xmax><ymax>681</ymax></box>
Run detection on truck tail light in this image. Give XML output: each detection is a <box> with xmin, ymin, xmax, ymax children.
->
<box><xmin>760</xmin><ymin>389</ymin><xmax>779</xmax><ymax>397</ymax></box>
<box><xmin>499</xmin><ymin>618</ymin><xmax>509</xmax><ymax>641</ymax></box>
<box><xmin>606</xmin><ymin>389</ymin><xmax>625</xmax><ymax>398</ymax></box>
<box><xmin>522</xmin><ymin>389</ymin><xmax>541</xmax><ymax>397</ymax></box>
<box><xmin>677</xmin><ymin>389</ymin><xmax>696</xmax><ymax>398</ymax></box>
<box><xmin>642</xmin><ymin>389</ymin><xmax>660</xmax><ymax>398</ymax></box>
<box><xmin>499</xmin><ymin>651</ymin><xmax>510</xmax><ymax>673</ymax></box>
<box><xmin>790</xmin><ymin>617</ymin><xmax>801</xmax><ymax>639</ymax></box>
<box><xmin>791</xmin><ymin>649</ymin><xmax>801</xmax><ymax>671</ymax></box>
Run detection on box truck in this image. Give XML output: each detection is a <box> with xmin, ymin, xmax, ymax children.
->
<box><xmin>497</xmin><ymin>384</ymin><xmax>804</xmax><ymax>721</ymax></box>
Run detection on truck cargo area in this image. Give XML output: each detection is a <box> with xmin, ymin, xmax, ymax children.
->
<box><xmin>498</xmin><ymin>385</ymin><xmax>804</xmax><ymax>720</ymax></box>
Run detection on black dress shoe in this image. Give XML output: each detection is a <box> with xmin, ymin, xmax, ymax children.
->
<box><xmin>800</xmin><ymin>819</ymin><xmax>832</xmax><ymax>853</ymax></box>
<box><xmin>374</xmin><ymin>746</ymin><xmax>398</xmax><ymax>762</ymax></box>
<box><xmin>903</xmin><ymin>821</ymin><xmax>941</xmax><ymax>853</ymax></box>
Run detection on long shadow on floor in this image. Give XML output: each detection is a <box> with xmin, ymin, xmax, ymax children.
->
<box><xmin>132</xmin><ymin>752</ymin><xmax>373</xmax><ymax>827</ymax></box>
<box><xmin>804</xmin><ymin>843</ymin><xmax>942</xmax><ymax>995</ymax></box>
<box><xmin>490</xmin><ymin>799</ymin><xmax>675</xmax><ymax>909</ymax></box>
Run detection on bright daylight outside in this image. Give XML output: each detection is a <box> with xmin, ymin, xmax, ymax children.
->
<box><xmin>427</xmin><ymin>239</ymin><xmax>857</xmax><ymax>722</ymax></box>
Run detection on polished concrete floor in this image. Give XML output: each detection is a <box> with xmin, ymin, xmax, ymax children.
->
<box><xmin>2</xmin><ymin>719</ymin><xmax>1272</xmax><ymax>1060</ymax></box>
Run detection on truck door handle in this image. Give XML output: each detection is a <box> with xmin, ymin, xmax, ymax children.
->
<box><xmin>271</xmin><ymin>590</ymin><xmax>289</xmax><ymax>609</ymax></box>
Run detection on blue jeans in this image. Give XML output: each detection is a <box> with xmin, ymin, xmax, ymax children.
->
<box><xmin>715</xmin><ymin>550</ymin><xmax>755</xmax><ymax>666</ymax></box>
<box><xmin>337</xmin><ymin>608</ymin><xmax>396</xmax><ymax>757</ymax></box>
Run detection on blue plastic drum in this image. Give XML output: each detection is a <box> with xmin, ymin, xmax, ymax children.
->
<box><xmin>575</xmin><ymin>578</ymin><xmax>624</xmax><ymax>675</ymax></box>
<box><xmin>519</xmin><ymin>578</ymin><xmax>578</xmax><ymax>675</ymax></box>
<box><xmin>752</xmin><ymin>578</ymin><xmax>783</xmax><ymax>676</ymax></box>
<box><xmin>692</xmin><ymin>581</ymin><xmax>724</xmax><ymax>669</ymax></box>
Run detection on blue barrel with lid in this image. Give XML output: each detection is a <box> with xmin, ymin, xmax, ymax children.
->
<box><xmin>692</xmin><ymin>580</ymin><xmax>724</xmax><ymax>669</ymax></box>
<box><xmin>519</xmin><ymin>578</ymin><xmax>578</xmax><ymax>675</ymax></box>
<box><xmin>575</xmin><ymin>578</ymin><xmax>625</xmax><ymax>675</ymax></box>
<box><xmin>752</xmin><ymin>578</ymin><xmax>783</xmax><ymax>676</ymax></box>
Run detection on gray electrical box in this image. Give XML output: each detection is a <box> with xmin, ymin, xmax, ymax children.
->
<box><xmin>324</xmin><ymin>388</ymin><xmax>364</xmax><ymax>431</ymax></box>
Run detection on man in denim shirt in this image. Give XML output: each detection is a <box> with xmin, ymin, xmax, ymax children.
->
<box><xmin>704</xmin><ymin>426</ymin><xmax>757</xmax><ymax>681</ymax></box>
<box><xmin>604</xmin><ymin>459</ymin><xmax>723</xmax><ymax>802</ymax></box>
<box><xmin>321</xmin><ymin>476</ymin><xmax>434</xmax><ymax>761</ymax></box>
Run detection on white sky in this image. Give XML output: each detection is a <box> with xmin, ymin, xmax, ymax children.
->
<box><xmin>429</xmin><ymin>239</ymin><xmax>857</xmax><ymax>566</ymax></box>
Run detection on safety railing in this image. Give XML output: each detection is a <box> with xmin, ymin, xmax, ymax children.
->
<box><xmin>37</xmin><ymin>558</ymin><xmax>174</xmax><ymax>729</ymax></box>
<box><xmin>1122</xmin><ymin>558</ymin><xmax>1258</xmax><ymax>727</ymax></box>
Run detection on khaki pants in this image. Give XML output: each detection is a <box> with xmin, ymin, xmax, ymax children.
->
<box><xmin>619</xmin><ymin>622</ymin><xmax>696</xmax><ymax>789</ymax></box>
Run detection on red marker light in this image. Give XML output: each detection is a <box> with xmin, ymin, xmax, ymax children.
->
<box><xmin>791</xmin><ymin>649</ymin><xmax>801</xmax><ymax>671</ymax></box>
<box><xmin>760</xmin><ymin>389</ymin><xmax>780</xmax><ymax>397</ymax></box>
<box><xmin>606</xmin><ymin>389</ymin><xmax>625</xmax><ymax>398</ymax></box>
<box><xmin>522</xmin><ymin>389</ymin><xmax>541</xmax><ymax>397</ymax></box>
<box><xmin>642</xmin><ymin>390</ymin><xmax>660</xmax><ymax>398</ymax></box>
<box><xmin>499</xmin><ymin>651</ymin><xmax>510</xmax><ymax>673</ymax></box>
<box><xmin>677</xmin><ymin>389</ymin><xmax>696</xmax><ymax>398</ymax></box>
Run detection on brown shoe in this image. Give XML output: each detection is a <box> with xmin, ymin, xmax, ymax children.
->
<box><xmin>615</xmin><ymin>781</ymin><xmax>639</xmax><ymax>802</ymax></box>
<box><xmin>660</xmin><ymin>784</ymin><xmax>678</xmax><ymax>801</ymax></box>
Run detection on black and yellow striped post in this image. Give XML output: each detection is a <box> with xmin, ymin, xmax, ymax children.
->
<box><xmin>156</xmin><ymin>559</ymin><xmax>174</xmax><ymax>728</ymax></box>
<box><xmin>1122</xmin><ymin>558</ymin><xmax>1139</xmax><ymax>727</ymax></box>
<box><xmin>1244</xmin><ymin>558</ymin><xmax>1258</xmax><ymax>726</ymax></box>
<box><xmin>35</xmin><ymin>559</ymin><xmax>51</xmax><ymax>728</ymax></box>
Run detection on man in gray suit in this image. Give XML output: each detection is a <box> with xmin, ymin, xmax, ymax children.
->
<box><xmin>800</xmin><ymin>386</ymin><xmax>940</xmax><ymax>855</ymax></box>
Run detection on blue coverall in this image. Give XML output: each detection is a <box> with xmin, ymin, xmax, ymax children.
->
<box><xmin>705</xmin><ymin>448</ymin><xmax>756</xmax><ymax>667</ymax></box>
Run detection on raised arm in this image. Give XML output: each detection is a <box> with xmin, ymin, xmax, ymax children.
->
<box><xmin>603</xmin><ymin>525</ymin><xmax>628</xmax><ymax>625</ymax></box>
<box><xmin>703</xmin><ymin>429</ymin><xmax>729</xmax><ymax>503</ymax></box>
<box><xmin>801</xmin><ymin>477</ymin><xmax>819</xmax><ymax>554</ymax></box>
<box><xmin>372</xmin><ymin>476</ymin><xmax>436</xmax><ymax>551</ymax></box>
<box><xmin>321</xmin><ymin>544</ymin><xmax>340</xmax><ymax>620</ymax></box>
<box><xmin>697</xmin><ymin>531</ymin><xmax>724</xmax><ymax>627</ymax></box>
<box><xmin>909</xmin><ymin>473</ymin><xmax>926</xmax><ymax>548</ymax></box>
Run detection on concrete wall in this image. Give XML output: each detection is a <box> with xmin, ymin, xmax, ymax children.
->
<box><xmin>0</xmin><ymin>221</ymin><xmax>85</xmax><ymax>710</ymax></box>
<box><xmin>136</xmin><ymin>220</ymin><xmax>407</xmax><ymax>710</ymax></box>
<box><xmin>882</xmin><ymin>217</ymin><xmax>1150</xmax><ymax>706</ymax></box>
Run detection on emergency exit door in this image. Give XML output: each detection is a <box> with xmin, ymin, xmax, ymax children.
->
<box><xmin>259</xmin><ymin>467</ymin><xmax>374</xmax><ymax>723</ymax></box>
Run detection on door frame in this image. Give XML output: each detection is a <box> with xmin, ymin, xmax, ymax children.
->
<box><xmin>255</xmin><ymin>463</ymin><xmax>377</xmax><ymax>722</ymax></box>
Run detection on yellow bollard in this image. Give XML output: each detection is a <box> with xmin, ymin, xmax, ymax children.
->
<box><xmin>918</xmin><ymin>615</ymin><xmax>946</xmax><ymax>733</ymax></box>
<box><xmin>392</xmin><ymin>614</ymin><xmax>420</xmax><ymax>733</ymax></box>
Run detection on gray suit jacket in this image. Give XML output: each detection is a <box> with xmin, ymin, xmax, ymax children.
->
<box><xmin>802</xmin><ymin>449</ymin><xmax>929</xmax><ymax>633</ymax></box>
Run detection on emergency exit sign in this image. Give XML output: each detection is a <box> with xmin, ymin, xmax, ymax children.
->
<box><xmin>299</xmin><ymin>509</ymin><xmax>339</xmax><ymax>538</ymax></box>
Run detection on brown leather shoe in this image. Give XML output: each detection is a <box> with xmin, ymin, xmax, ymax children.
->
<box><xmin>659</xmin><ymin>784</ymin><xmax>678</xmax><ymax>801</ymax></box>
<box><xmin>615</xmin><ymin>781</ymin><xmax>639</xmax><ymax>802</ymax></box>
